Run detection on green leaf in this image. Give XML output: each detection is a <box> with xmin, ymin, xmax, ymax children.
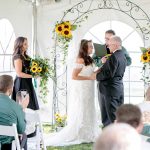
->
<box><xmin>140</xmin><ymin>47</ymin><xmax>147</xmax><ymax>53</ymax></box>
<box><xmin>71</xmin><ymin>25</ymin><xmax>77</xmax><ymax>31</ymax></box>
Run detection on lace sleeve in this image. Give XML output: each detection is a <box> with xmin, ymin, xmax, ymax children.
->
<box><xmin>74</xmin><ymin>63</ymin><xmax>84</xmax><ymax>69</ymax></box>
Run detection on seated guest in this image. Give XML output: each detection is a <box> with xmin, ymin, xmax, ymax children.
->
<box><xmin>0</xmin><ymin>75</ymin><xmax>28</xmax><ymax>150</ymax></box>
<box><xmin>138</xmin><ymin>87</ymin><xmax>150</xmax><ymax>123</ymax></box>
<box><xmin>94</xmin><ymin>123</ymin><xmax>141</xmax><ymax>150</ymax></box>
<box><xmin>116</xmin><ymin>104</ymin><xmax>150</xmax><ymax>150</ymax></box>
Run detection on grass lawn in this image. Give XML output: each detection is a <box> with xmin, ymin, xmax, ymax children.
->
<box><xmin>47</xmin><ymin>143</ymin><xmax>93</xmax><ymax>150</ymax></box>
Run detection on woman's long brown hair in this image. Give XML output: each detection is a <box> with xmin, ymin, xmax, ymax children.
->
<box><xmin>13</xmin><ymin>37</ymin><xmax>27</xmax><ymax>56</ymax></box>
<box><xmin>78</xmin><ymin>39</ymin><xmax>93</xmax><ymax>66</ymax></box>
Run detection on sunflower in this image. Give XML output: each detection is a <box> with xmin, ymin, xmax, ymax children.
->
<box><xmin>55</xmin><ymin>113</ymin><xmax>60</xmax><ymax>118</ymax></box>
<box><xmin>55</xmin><ymin>24</ymin><xmax>64</xmax><ymax>34</ymax></box>
<box><xmin>147</xmin><ymin>48</ymin><xmax>150</xmax><ymax>51</ymax></box>
<box><xmin>141</xmin><ymin>54</ymin><xmax>149</xmax><ymax>63</ymax></box>
<box><xmin>148</xmin><ymin>56</ymin><xmax>150</xmax><ymax>61</ymax></box>
<box><xmin>32</xmin><ymin>61</ymin><xmax>38</xmax><ymax>66</ymax></box>
<box><xmin>57</xmin><ymin>118</ymin><xmax>62</xmax><ymax>123</ymax></box>
<box><xmin>146</xmin><ymin>51</ymin><xmax>150</xmax><ymax>56</ymax></box>
<box><xmin>63</xmin><ymin>21</ymin><xmax>71</xmax><ymax>30</ymax></box>
<box><xmin>37</xmin><ymin>67</ymin><xmax>42</xmax><ymax>73</ymax></box>
<box><xmin>30</xmin><ymin>66</ymin><xmax>38</xmax><ymax>73</ymax></box>
<box><xmin>62</xmin><ymin>29</ymin><xmax>72</xmax><ymax>38</ymax></box>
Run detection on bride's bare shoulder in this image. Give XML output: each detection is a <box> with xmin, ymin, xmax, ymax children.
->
<box><xmin>76</xmin><ymin>58</ymin><xmax>84</xmax><ymax>64</ymax></box>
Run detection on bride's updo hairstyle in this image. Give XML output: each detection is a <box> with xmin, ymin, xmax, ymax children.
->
<box><xmin>78</xmin><ymin>39</ymin><xmax>93</xmax><ymax>66</ymax></box>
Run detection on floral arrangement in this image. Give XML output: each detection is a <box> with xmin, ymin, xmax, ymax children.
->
<box><xmin>30</xmin><ymin>56</ymin><xmax>54</xmax><ymax>103</ymax></box>
<box><xmin>140</xmin><ymin>47</ymin><xmax>150</xmax><ymax>84</ymax></box>
<box><xmin>54</xmin><ymin>113</ymin><xmax>67</xmax><ymax>128</ymax></box>
<box><xmin>55</xmin><ymin>21</ymin><xmax>77</xmax><ymax>39</ymax></box>
<box><xmin>54</xmin><ymin>21</ymin><xmax>77</xmax><ymax>63</ymax></box>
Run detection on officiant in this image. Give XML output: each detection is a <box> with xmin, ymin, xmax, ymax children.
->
<box><xmin>92</xmin><ymin>29</ymin><xmax>132</xmax><ymax>67</ymax></box>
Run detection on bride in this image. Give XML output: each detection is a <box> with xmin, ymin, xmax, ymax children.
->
<box><xmin>45</xmin><ymin>39</ymin><xmax>100</xmax><ymax>146</ymax></box>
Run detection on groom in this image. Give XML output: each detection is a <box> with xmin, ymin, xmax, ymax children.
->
<box><xmin>94</xmin><ymin>36</ymin><xmax>127</xmax><ymax>127</ymax></box>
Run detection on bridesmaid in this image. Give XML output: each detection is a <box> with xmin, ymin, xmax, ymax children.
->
<box><xmin>12</xmin><ymin>37</ymin><xmax>39</xmax><ymax>110</ymax></box>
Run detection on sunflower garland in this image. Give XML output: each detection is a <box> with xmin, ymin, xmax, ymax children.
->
<box><xmin>54</xmin><ymin>21</ymin><xmax>77</xmax><ymax>63</ymax></box>
<box><xmin>140</xmin><ymin>47</ymin><xmax>150</xmax><ymax>84</ymax></box>
<box><xmin>55</xmin><ymin>21</ymin><xmax>75</xmax><ymax>39</ymax></box>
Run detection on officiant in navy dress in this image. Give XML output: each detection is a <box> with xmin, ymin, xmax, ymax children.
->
<box><xmin>95</xmin><ymin>36</ymin><xmax>127</xmax><ymax>127</ymax></box>
<box><xmin>92</xmin><ymin>29</ymin><xmax>131</xmax><ymax>67</ymax></box>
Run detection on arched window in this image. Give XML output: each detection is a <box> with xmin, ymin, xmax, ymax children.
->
<box><xmin>0</xmin><ymin>18</ymin><xmax>16</xmax><ymax>75</ymax></box>
<box><xmin>84</xmin><ymin>21</ymin><xmax>144</xmax><ymax>104</ymax></box>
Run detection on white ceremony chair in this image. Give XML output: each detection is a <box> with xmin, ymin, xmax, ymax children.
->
<box><xmin>0</xmin><ymin>124</ymin><xmax>22</xmax><ymax>150</ymax></box>
<box><xmin>26</xmin><ymin>111</ymin><xmax>46</xmax><ymax>150</ymax></box>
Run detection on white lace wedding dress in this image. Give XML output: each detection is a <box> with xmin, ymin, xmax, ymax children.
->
<box><xmin>45</xmin><ymin>64</ymin><xmax>100</xmax><ymax>146</ymax></box>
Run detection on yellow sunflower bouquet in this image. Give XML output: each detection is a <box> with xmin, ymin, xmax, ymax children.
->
<box><xmin>55</xmin><ymin>21</ymin><xmax>77</xmax><ymax>39</ymax></box>
<box><xmin>30</xmin><ymin>56</ymin><xmax>54</xmax><ymax>103</ymax></box>
<box><xmin>141</xmin><ymin>47</ymin><xmax>150</xmax><ymax>63</ymax></box>
<box><xmin>54</xmin><ymin>21</ymin><xmax>77</xmax><ymax>63</ymax></box>
<box><xmin>54</xmin><ymin>113</ymin><xmax>67</xmax><ymax>129</ymax></box>
<box><xmin>140</xmin><ymin>47</ymin><xmax>150</xmax><ymax>84</ymax></box>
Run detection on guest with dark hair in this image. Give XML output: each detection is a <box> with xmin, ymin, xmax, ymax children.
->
<box><xmin>12</xmin><ymin>37</ymin><xmax>39</xmax><ymax>110</ymax></box>
<box><xmin>116</xmin><ymin>104</ymin><xmax>143</xmax><ymax>132</ymax></box>
<box><xmin>116</xmin><ymin>104</ymin><xmax>150</xmax><ymax>150</ymax></box>
<box><xmin>0</xmin><ymin>75</ymin><xmax>27</xmax><ymax>150</ymax></box>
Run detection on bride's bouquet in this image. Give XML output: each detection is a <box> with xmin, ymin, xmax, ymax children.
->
<box><xmin>30</xmin><ymin>56</ymin><xmax>54</xmax><ymax>103</ymax></box>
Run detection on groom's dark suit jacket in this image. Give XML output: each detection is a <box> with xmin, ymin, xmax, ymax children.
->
<box><xmin>96</xmin><ymin>49</ymin><xmax>127</xmax><ymax>97</ymax></box>
<box><xmin>96</xmin><ymin>49</ymin><xmax>127</xmax><ymax>126</ymax></box>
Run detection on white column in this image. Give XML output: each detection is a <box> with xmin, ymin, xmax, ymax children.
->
<box><xmin>32</xmin><ymin>0</ymin><xmax>37</xmax><ymax>57</ymax></box>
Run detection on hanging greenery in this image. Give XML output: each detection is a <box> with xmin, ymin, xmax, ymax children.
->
<box><xmin>53</xmin><ymin>21</ymin><xmax>77</xmax><ymax>63</ymax></box>
<box><xmin>140</xmin><ymin>47</ymin><xmax>150</xmax><ymax>85</ymax></box>
<box><xmin>30</xmin><ymin>56</ymin><xmax>54</xmax><ymax>103</ymax></box>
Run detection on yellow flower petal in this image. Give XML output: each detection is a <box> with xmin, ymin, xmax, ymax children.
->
<box><xmin>55</xmin><ymin>24</ymin><xmax>64</xmax><ymax>34</ymax></box>
<box><xmin>30</xmin><ymin>66</ymin><xmax>38</xmax><ymax>73</ymax></box>
<box><xmin>141</xmin><ymin>54</ymin><xmax>149</xmax><ymax>63</ymax></box>
<box><xmin>63</xmin><ymin>21</ymin><xmax>71</xmax><ymax>30</ymax></box>
<box><xmin>62</xmin><ymin>29</ymin><xmax>72</xmax><ymax>38</ymax></box>
<box><xmin>32</xmin><ymin>62</ymin><xmax>38</xmax><ymax>66</ymax></box>
<box><xmin>37</xmin><ymin>67</ymin><xmax>42</xmax><ymax>73</ymax></box>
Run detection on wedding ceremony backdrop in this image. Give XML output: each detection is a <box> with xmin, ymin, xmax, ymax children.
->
<box><xmin>0</xmin><ymin>0</ymin><xmax>150</xmax><ymax>124</ymax></box>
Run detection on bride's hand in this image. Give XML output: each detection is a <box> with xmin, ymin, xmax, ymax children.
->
<box><xmin>90</xmin><ymin>72</ymin><xmax>97</xmax><ymax>80</ymax></box>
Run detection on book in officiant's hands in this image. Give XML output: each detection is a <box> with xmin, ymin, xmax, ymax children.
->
<box><xmin>93</xmin><ymin>43</ymin><xmax>107</xmax><ymax>57</ymax></box>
